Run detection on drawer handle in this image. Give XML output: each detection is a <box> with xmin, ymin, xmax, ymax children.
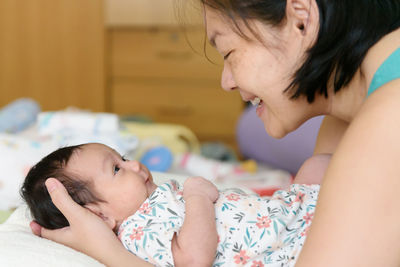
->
<box><xmin>157</xmin><ymin>106</ymin><xmax>194</xmax><ymax>116</ymax></box>
<box><xmin>157</xmin><ymin>51</ymin><xmax>193</xmax><ymax>60</ymax></box>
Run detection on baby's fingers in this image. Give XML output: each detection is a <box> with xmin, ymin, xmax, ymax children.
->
<box><xmin>45</xmin><ymin>178</ymin><xmax>83</xmax><ymax>225</ymax></box>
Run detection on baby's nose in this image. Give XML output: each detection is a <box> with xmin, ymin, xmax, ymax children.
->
<box><xmin>125</xmin><ymin>160</ymin><xmax>140</xmax><ymax>172</ymax></box>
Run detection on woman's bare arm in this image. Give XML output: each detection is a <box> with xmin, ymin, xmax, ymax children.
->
<box><xmin>296</xmin><ymin>80</ymin><xmax>400</xmax><ymax>266</ymax></box>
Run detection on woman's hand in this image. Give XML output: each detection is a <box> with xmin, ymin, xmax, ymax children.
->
<box><xmin>29</xmin><ymin>178</ymin><xmax>144</xmax><ymax>266</ymax></box>
<box><xmin>183</xmin><ymin>176</ymin><xmax>219</xmax><ymax>203</ymax></box>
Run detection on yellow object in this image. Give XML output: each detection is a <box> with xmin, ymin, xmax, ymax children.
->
<box><xmin>240</xmin><ymin>160</ymin><xmax>258</xmax><ymax>173</ymax></box>
<box><xmin>0</xmin><ymin>210</ymin><xmax>13</xmax><ymax>224</ymax></box>
<box><xmin>121</xmin><ymin>122</ymin><xmax>200</xmax><ymax>159</ymax></box>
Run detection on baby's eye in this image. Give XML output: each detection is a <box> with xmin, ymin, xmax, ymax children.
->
<box><xmin>121</xmin><ymin>156</ymin><xmax>127</xmax><ymax>162</ymax></box>
<box><xmin>113</xmin><ymin>165</ymin><xmax>120</xmax><ymax>175</ymax></box>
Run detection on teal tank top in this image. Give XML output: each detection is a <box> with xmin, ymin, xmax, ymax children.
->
<box><xmin>367</xmin><ymin>47</ymin><xmax>400</xmax><ymax>97</ymax></box>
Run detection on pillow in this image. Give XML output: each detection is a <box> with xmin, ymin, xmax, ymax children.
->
<box><xmin>0</xmin><ymin>171</ymin><xmax>188</xmax><ymax>267</ymax></box>
<box><xmin>0</xmin><ymin>204</ymin><xmax>104</xmax><ymax>267</ymax></box>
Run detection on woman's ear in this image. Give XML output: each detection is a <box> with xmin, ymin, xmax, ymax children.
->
<box><xmin>286</xmin><ymin>0</ymin><xmax>319</xmax><ymax>35</ymax></box>
<box><xmin>84</xmin><ymin>203</ymin><xmax>116</xmax><ymax>230</ymax></box>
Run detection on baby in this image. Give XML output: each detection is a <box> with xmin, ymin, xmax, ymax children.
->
<box><xmin>21</xmin><ymin>143</ymin><xmax>329</xmax><ymax>267</ymax></box>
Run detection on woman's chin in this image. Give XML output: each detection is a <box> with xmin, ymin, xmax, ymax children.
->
<box><xmin>264</xmin><ymin>124</ymin><xmax>288</xmax><ymax>139</ymax></box>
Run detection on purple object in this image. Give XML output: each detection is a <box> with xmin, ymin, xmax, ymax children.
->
<box><xmin>236</xmin><ymin>106</ymin><xmax>324</xmax><ymax>174</ymax></box>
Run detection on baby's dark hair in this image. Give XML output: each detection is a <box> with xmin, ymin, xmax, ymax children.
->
<box><xmin>20</xmin><ymin>144</ymin><xmax>103</xmax><ymax>229</ymax></box>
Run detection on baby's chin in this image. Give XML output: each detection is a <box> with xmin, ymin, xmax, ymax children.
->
<box><xmin>145</xmin><ymin>175</ymin><xmax>157</xmax><ymax>194</ymax></box>
<box><xmin>114</xmin><ymin>185</ymin><xmax>158</xmax><ymax>235</ymax></box>
<box><xmin>147</xmin><ymin>181</ymin><xmax>158</xmax><ymax>196</ymax></box>
<box><xmin>113</xmin><ymin>220</ymin><xmax>123</xmax><ymax>234</ymax></box>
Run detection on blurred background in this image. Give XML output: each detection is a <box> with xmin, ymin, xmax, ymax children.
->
<box><xmin>0</xmin><ymin>0</ymin><xmax>244</xmax><ymax>150</ymax></box>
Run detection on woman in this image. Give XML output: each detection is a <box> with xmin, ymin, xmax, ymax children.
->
<box><xmin>31</xmin><ymin>0</ymin><xmax>400</xmax><ymax>266</ymax></box>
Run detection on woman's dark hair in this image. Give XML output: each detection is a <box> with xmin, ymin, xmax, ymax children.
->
<box><xmin>201</xmin><ymin>0</ymin><xmax>400</xmax><ymax>102</ymax></box>
<box><xmin>20</xmin><ymin>144</ymin><xmax>103</xmax><ymax>229</ymax></box>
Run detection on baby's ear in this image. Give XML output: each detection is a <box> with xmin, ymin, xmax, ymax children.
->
<box><xmin>84</xmin><ymin>203</ymin><xmax>116</xmax><ymax>230</ymax></box>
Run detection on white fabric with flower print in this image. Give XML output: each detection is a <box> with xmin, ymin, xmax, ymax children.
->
<box><xmin>118</xmin><ymin>180</ymin><xmax>319</xmax><ymax>267</ymax></box>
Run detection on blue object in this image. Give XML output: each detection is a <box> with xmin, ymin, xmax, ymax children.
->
<box><xmin>367</xmin><ymin>47</ymin><xmax>400</xmax><ymax>97</ymax></box>
<box><xmin>0</xmin><ymin>98</ymin><xmax>40</xmax><ymax>133</ymax></box>
<box><xmin>140</xmin><ymin>146</ymin><xmax>173</xmax><ymax>172</ymax></box>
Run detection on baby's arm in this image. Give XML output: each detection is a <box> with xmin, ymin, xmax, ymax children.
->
<box><xmin>171</xmin><ymin>177</ymin><xmax>219</xmax><ymax>267</ymax></box>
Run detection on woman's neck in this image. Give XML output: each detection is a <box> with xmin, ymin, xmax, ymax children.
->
<box><xmin>327</xmin><ymin>69</ymin><xmax>367</xmax><ymax>122</ymax></box>
<box><xmin>326</xmin><ymin>28</ymin><xmax>400</xmax><ymax>122</ymax></box>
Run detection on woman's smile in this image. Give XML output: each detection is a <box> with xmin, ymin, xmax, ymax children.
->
<box><xmin>255</xmin><ymin>99</ymin><xmax>265</xmax><ymax>118</ymax></box>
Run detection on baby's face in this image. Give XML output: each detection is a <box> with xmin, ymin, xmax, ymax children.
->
<box><xmin>66</xmin><ymin>143</ymin><xmax>157</xmax><ymax>230</ymax></box>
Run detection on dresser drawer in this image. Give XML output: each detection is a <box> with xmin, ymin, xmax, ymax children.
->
<box><xmin>111</xmin><ymin>78</ymin><xmax>244</xmax><ymax>139</ymax></box>
<box><xmin>105</xmin><ymin>0</ymin><xmax>202</xmax><ymax>26</ymax></box>
<box><xmin>110</xmin><ymin>28</ymin><xmax>223</xmax><ymax>80</ymax></box>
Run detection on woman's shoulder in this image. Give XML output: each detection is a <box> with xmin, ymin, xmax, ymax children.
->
<box><xmin>361</xmin><ymin>28</ymin><xmax>400</xmax><ymax>94</ymax></box>
<box><xmin>349</xmin><ymin>29</ymin><xmax>400</xmax><ymax>131</ymax></box>
<box><xmin>360</xmin><ymin>78</ymin><xmax>400</xmax><ymax>117</ymax></box>
<box><xmin>315</xmin><ymin>77</ymin><xmax>400</xmax><ymax>155</ymax></box>
<box><xmin>340</xmin><ymin>78</ymin><xmax>400</xmax><ymax>160</ymax></box>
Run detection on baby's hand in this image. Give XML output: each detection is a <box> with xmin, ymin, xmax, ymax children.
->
<box><xmin>183</xmin><ymin>177</ymin><xmax>219</xmax><ymax>203</ymax></box>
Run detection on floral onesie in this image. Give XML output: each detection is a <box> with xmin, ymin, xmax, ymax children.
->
<box><xmin>118</xmin><ymin>180</ymin><xmax>319</xmax><ymax>267</ymax></box>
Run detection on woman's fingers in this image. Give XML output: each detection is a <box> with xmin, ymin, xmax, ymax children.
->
<box><xmin>45</xmin><ymin>178</ymin><xmax>83</xmax><ymax>225</ymax></box>
<box><xmin>30</xmin><ymin>220</ymin><xmax>72</xmax><ymax>245</ymax></box>
<box><xmin>40</xmin><ymin>225</ymin><xmax>73</xmax><ymax>245</ymax></box>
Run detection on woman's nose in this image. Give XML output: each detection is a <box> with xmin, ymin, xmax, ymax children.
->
<box><xmin>221</xmin><ymin>64</ymin><xmax>237</xmax><ymax>91</ymax></box>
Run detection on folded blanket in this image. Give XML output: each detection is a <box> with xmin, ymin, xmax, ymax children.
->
<box><xmin>38</xmin><ymin>111</ymin><xmax>119</xmax><ymax>135</ymax></box>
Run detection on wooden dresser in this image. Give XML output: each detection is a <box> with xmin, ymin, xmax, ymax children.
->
<box><xmin>106</xmin><ymin>0</ymin><xmax>244</xmax><ymax>148</ymax></box>
<box><xmin>0</xmin><ymin>0</ymin><xmax>105</xmax><ymax>111</ymax></box>
<box><xmin>107</xmin><ymin>27</ymin><xmax>244</xmax><ymax>147</ymax></box>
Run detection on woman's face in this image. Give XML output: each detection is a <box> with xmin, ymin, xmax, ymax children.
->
<box><xmin>205</xmin><ymin>6</ymin><xmax>322</xmax><ymax>138</ymax></box>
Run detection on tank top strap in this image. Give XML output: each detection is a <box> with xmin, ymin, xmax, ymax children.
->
<box><xmin>367</xmin><ymin>47</ymin><xmax>400</xmax><ymax>97</ymax></box>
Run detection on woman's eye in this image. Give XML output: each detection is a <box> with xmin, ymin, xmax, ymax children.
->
<box><xmin>113</xmin><ymin>165</ymin><xmax>120</xmax><ymax>175</ymax></box>
<box><xmin>223</xmin><ymin>51</ymin><xmax>232</xmax><ymax>60</ymax></box>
